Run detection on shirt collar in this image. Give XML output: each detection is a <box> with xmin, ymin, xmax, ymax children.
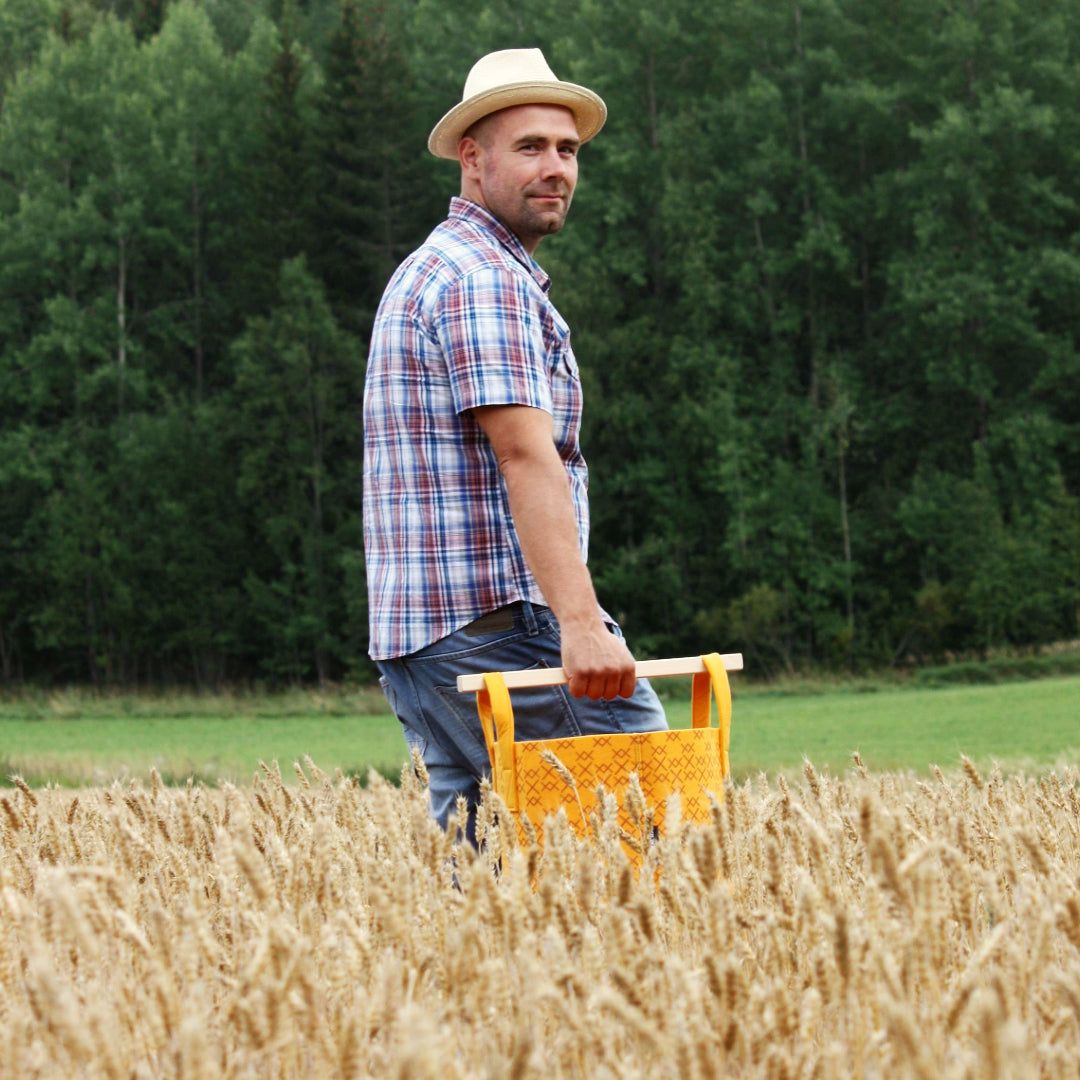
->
<box><xmin>448</xmin><ymin>197</ymin><xmax>551</xmax><ymax>293</ymax></box>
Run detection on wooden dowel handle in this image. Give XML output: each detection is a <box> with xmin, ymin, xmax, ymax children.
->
<box><xmin>455</xmin><ymin>653</ymin><xmax>743</xmax><ymax>693</ymax></box>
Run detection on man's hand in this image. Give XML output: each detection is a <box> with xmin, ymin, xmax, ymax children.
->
<box><xmin>560</xmin><ymin>618</ymin><xmax>637</xmax><ymax>700</ymax></box>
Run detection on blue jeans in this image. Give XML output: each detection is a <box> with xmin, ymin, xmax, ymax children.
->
<box><xmin>376</xmin><ymin>601</ymin><xmax>667</xmax><ymax>841</ymax></box>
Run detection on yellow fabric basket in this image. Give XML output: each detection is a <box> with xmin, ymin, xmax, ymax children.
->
<box><xmin>460</xmin><ymin>653</ymin><xmax>736</xmax><ymax>850</ymax></box>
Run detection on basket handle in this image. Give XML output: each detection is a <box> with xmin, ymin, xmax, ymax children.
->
<box><xmin>457</xmin><ymin>653</ymin><xmax>742</xmax><ymax>693</ymax></box>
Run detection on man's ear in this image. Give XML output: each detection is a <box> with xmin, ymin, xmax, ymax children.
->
<box><xmin>459</xmin><ymin>136</ymin><xmax>482</xmax><ymax>178</ymax></box>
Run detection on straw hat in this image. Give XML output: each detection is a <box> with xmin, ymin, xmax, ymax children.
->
<box><xmin>428</xmin><ymin>48</ymin><xmax>607</xmax><ymax>160</ymax></box>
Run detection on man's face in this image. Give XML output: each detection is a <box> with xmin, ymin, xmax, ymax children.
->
<box><xmin>461</xmin><ymin>104</ymin><xmax>581</xmax><ymax>253</ymax></box>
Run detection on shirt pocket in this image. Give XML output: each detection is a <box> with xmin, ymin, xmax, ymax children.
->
<box><xmin>546</xmin><ymin>309</ymin><xmax>579</xmax><ymax>380</ymax></box>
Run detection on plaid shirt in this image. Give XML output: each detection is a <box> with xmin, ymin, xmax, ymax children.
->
<box><xmin>363</xmin><ymin>198</ymin><xmax>591</xmax><ymax>660</ymax></box>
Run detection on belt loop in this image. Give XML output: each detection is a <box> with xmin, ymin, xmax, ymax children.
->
<box><xmin>520</xmin><ymin>600</ymin><xmax>538</xmax><ymax>632</ymax></box>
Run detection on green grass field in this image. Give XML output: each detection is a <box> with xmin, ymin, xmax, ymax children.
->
<box><xmin>724</xmin><ymin>674</ymin><xmax>1080</xmax><ymax>776</ymax></box>
<box><xmin>1</xmin><ymin>673</ymin><xmax>1077</xmax><ymax>786</ymax></box>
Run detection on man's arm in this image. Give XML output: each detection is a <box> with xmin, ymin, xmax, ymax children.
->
<box><xmin>472</xmin><ymin>403</ymin><xmax>636</xmax><ymax>701</ymax></box>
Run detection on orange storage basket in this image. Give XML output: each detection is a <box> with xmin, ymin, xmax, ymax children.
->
<box><xmin>459</xmin><ymin>653</ymin><xmax>738</xmax><ymax>851</ymax></box>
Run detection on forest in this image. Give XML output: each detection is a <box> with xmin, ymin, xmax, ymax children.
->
<box><xmin>0</xmin><ymin>0</ymin><xmax>1077</xmax><ymax>686</ymax></box>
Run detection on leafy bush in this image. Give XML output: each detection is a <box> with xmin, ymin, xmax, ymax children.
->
<box><xmin>913</xmin><ymin>651</ymin><xmax>1080</xmax><ymax>687</ymax></box>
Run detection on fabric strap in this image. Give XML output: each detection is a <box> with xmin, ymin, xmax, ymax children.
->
<box><xmin>478</xmin><ymin>672</ymin><xmax>519</xmax><ymax>810</ymax></box>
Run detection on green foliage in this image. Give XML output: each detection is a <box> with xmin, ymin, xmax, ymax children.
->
<box><xmin>310</xmin><ymin>0</ymin><xmax>440</xmax><ymax>334</ymax></box>
<box><xmin>912</xmin><ymin>651</ymin><xmax>1080</xmax><ymax>687</ymax></box>
<box><xmin>0</xmin><ymin>0</ymin><xmax>60</xmax><ymax>98</ymax></box>
<box><xmin>1</xmin><ymin>0</ymin><xmax>1079</xmax><ymax>685</ymax></box>
<box><xmin>231</xmin><ymin>256</ymin><xmax>365</xmax><ymax>684</ymax></box>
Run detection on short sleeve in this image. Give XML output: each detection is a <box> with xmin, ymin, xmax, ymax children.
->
<box><xmin>433</xmin><ymin>265</ymin><xmax>553</xmax><ymax>416</ymax></box>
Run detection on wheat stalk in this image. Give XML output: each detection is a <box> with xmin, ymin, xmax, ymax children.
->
<box><xmin>3</xmin><ymin>761</ymin><xmax>1080</xmax><ymax>1077</ymax></box>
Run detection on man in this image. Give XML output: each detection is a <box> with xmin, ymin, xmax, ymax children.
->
<box><xmin>363</xmin><ymin>48</ymin><xmax>667</xmax><ymax>836</ymax></box>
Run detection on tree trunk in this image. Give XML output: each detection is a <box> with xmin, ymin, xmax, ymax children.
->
<box><xmin>307</xmin><ymin>346</ymin><xmax>329</xmax><ymax>688</ymax></box>
<box><xmin>644</xmin><ymin>49</ymin><xmax>664</xmax><ymax>306</ymax></box>
<box><xmin>859</xmin><ymin>144</ymin><xmax>871</xmax><ymax>348</ymax></box>
<box><xmin>85</xmin><ymin>570</ymin><xmax>100</xmax><ymax>689</ymax></box>
<box><xmin>192</xmin><ymin>136</ymin><xmax>204</xmax><ymax>400</ymax></box>
<box><xmin>117</xmin><ymin>232</ymin><xmax>127</xmax><ymax>415</ymax></box>
<box><xmin>838</xmin><ymin>426</ymin><xmax>854</xmax><ymax>631</ymax></box>
<box><xmin>0</xmin><ymin>622</ymin><xmax>11</xmax><ymax>683</ymax></box>
<box><xmin>793</xmin><ymin>0</ymin><xmax>819</xmax><ymax>406</ymax></box>
<box><xmin>732</xmin><ymin>448</ymin><xmax>750</xmax><ymax>571</ymax></box>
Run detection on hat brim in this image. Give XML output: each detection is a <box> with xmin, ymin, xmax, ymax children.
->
<box><xmin>428</xmin><ymin>81</ymin><xmax>607</xmax><ymax>160</ymax></box>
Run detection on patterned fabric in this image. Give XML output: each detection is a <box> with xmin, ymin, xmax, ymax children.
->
<box><xmin>476</xmin><ymin>654</ymin><xmax>733</xmax><ymax>861</ymax></box>
<box><xmin>364</xmin><ymin>197</ymin><xmax>590</xmax><ymax>660</ymax></box>
<box><xmin>512</xmin><ymin>726</ymin><xmax>727</xmax><ymax>851</ymax></box>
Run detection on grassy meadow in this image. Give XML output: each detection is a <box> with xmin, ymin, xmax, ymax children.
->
<box><xmin>1</xmin><ymin>672</ymin><xmax>1078</xmax><ymax>787</ymax></box>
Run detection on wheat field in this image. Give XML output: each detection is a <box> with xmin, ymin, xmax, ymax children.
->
<box><xmin>2</xmin><ymin>755</ymin><xmax>1080</xmax><ymax>1079</ymax></box>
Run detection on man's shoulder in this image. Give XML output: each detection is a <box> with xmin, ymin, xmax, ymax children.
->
<box><xmin>423</xmin><ymin>214</ymin><xmax>527</xmax><ymax>281</ymax></box>
<box><xmin>388</xmin><ymin>218</ymin><xmax>531</xmax><ymax>311</ymax></box>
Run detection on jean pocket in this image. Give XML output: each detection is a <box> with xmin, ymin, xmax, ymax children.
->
<box><xmin>450</xmin><ymin>664</ymin><xmax>584</xmax><ymax>745</ymax></box>
<box><xmin>381</xmin><ymin>676</ymin><xmax>428</xmax><ymax>761</ymax></box>
<box><xmin>512</xmin><ymin>683</ymin><xmax>583</xmax><ymax>742</ymax></box>
<box><xmin>433</xmin><ymin>683</ymin><xmax>496</xmax><ymax>769</ymax></box>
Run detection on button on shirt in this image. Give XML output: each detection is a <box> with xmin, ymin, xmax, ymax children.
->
<box><xmin>363</xmin><ymin>197</ymin><xmax>591</xmax><ymax>660</ymax></box>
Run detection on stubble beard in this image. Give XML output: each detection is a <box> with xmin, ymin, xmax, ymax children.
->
<box><xmin>510</xmin><ymin>186</ymin><xmax>573</xmax><ymax>245</ymax></box>
<box><xmin>523</xmin><ymin>203</ymin><xmax>568</xmax><ymax>238</ymax></box>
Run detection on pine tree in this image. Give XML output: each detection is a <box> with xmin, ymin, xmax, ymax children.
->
<box><xmin>312</xmin><ymin>0</ymin><xmax>437</xmax><ymax>334</ymax></box>
<box><xmin>234</xmin><ymin>0</ymin><xmax>319</xmax><ymax>321</ymax></box>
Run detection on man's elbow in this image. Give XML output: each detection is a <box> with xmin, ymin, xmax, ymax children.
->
<box><xmin>473</xmin><ymin>405</ymin><xmax>558</xmax><ymax>475</ymax></box>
